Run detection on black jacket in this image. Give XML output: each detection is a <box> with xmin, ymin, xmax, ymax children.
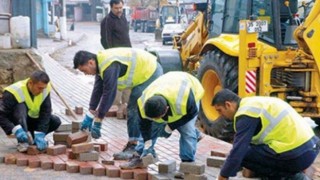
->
<box><xmin>100</xmin><ymin>11</ymin><xmax>131</xmax><ymax>49</ymax></box>
<box><xmin>0</xmin><ymin>91</ymin><xmax>52</xmax><ymax>135</ymax></box>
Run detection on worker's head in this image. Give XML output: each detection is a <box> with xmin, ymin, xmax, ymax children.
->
<box><xmin>27</xmin><ymin>70</ymin><xmax>50</xmax><ymax>96</ymax></box>
<box><xmin>212</xmin><ymin>89</ymin><xmax>240</xmax><ymax>121</ymax></box>
<box><xmin>110</xmin><ymin>0</ymin><xmax>124</xmax><ymax>18</ymax></box>
<box><xmin>144</xmin><ymin>95</ymin><xmax>169</xmax><ymax>119</ymax></box>
<box><xmin>73</xmin><ymin>50</ymin><xmax>97</xmax><ymax>75</ymax></box>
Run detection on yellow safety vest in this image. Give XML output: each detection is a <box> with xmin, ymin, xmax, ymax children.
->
<box><xmin>4</xmin><ymin>79</ymin><xmax>52</xmax><ymax>118</ymax></box>
<box><xmin>138</xmin><ymin>72</ymin><xmax>204</xmax><ymax>123</ymax></box>
<box><xmin>234</xmin><ymin>97</ymin><xmax>314</xmax><ymax>153</ymax></box>
<box><xmin>97</xmin><ymin>48</ymin><xmax>157</xmax><ymax>90</ymax></box>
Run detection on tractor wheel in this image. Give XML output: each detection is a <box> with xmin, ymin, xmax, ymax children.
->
<box><xmin>197</xmin><ymin>49</ymin><xmax>238</xmax><ymax>142</ymax></box>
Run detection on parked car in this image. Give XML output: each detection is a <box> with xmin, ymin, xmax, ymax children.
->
<box><xmin>161</xmin><ymin>23</ymin><xmax>185</xmax><ymax>45</ymax></box>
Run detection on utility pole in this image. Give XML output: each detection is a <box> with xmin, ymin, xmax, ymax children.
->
<box><xmin>59</xmin><ymin>0</ymin><xmax>67</xmax><ymax>40</ymax></box>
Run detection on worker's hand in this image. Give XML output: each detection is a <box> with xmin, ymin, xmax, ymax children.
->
<box><xmin>91</xmin><ymin>119</ymin><xmax>102</xmax><ymax>139</ymax></box>
<box><xmin>34</xmin><ymin>131</ymin><xmax>48</xmax><ymax>151</ymax></box>
<box><xmin>81</xmin><ymin>111</ymin><xmax>94</xmax><ymax>131</ymax></box>
<box><xmin>13</xmin><ymin>125</ymin><xmax>28</xmax><ymax>143</ymax></box>
<box><xmin>159</xmin><ymin>125</ymin><xmax>172</xmax><ymax>138</ymax></box>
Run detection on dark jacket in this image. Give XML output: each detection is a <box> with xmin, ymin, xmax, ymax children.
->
<box><xmin>100</xmin><ymin>11</ymin><xmax>131</xmax><ymax>49</ymax></box>
<box><xmin>0</xmin><ymin>91</ymin><xmax>52</xmax><ymax>135</ymax></box>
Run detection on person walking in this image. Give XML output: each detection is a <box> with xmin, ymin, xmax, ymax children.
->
<box><xmin>100</xmin><ymin>0</ymin><xmax>131</xmax><ymax>116</ymax></box>
<box><xmin>120</xmin><ymin>72</ymin><xmax>204</xmax><ymax>169</ymax></box>
<box><xmin>73</xmin><ymin>48</ymin><xmax>163</xmax><ymax>160</ymax></box>
<box><xmin>212</xmin><ymin>89</ymin><xmax>320</xmax><ymax>179</ymax></box>
<box><xmin>0</xmin><ymin>70</ymin><xmax>61</xmax><ymax>152</ymax></box>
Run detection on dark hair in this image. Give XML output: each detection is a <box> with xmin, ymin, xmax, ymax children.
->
<box><xmin>73</xmin><ymin>50</ymin><xmax>97</xmax><ymax>69</ymax></box>
<box><xmin>212</xmin><ymin>89</ymin><xmax>240</xmax><ymax>106</ymax></box>
<box><xmin>30</xmin><ymin>70</ymin><xmax>50</xmax><ymax>84</ymax></box>
<box><xmin>110</xmin><ymin>0</ymin><xmax>123</xmax><ymax>7</ymax></box>
<box><xmin>144</xmin><ymin>95</ymin><xmax>167</xmax><ymax>118</ymax></box>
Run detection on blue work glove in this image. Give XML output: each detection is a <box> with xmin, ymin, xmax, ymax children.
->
<box><xmin>13</xmin><ymin>125</ymin><xmax>28</xmax><ymax>143</ymax></box>
<box><xmin>81</xmin><ymin>111</ymin><xmax>94</xmax><ymax>131</ymax></box>
<box><xmin>34</xmin><ymin>131</ymin><xmax>48</xmax><ymax>151</ymax></box>
<box><xmin>91</xmin><ymin>120</ymin><xmax>101</xmax><ymax>139</ymax></box>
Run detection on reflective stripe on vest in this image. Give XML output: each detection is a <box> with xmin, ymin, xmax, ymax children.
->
<box><xmin>234</xmin><ymin>97</ymin><xmax>314</xmax><ymax>153</ymax></box>
<box><xmin>236</xmin><ymin>106</ymin><xmax>289</xmax><ymax>144</ymax></box>
<box><xmin>4</xmin><ymin>79</ymin><xmax>51</xmax><ymax>118</ymax></box>
<box><xmin>98</xmin><ymin>50</ymin><xmax>137</xmax><ymax>87</ymax></box>
<box><xmin>138</xmin><ymin>72</ymin><xmax>204</xmax><ymax>123</ymax></box>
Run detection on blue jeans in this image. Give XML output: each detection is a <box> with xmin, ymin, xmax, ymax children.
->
<box><xmin>127</xmin><ymin>63</ymin><xmax>163</xmax><ymax>151</ymax></box>
<box><xmin>139</xmin><ymin>102</ymin><xmax>201</xmax><ymax>161</ymax></box>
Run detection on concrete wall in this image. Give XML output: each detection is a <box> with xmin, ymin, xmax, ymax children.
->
<box><xmin>0</xmin><ymin>49</ymin><xmax>42</xmax><ymax>94</ymax></box>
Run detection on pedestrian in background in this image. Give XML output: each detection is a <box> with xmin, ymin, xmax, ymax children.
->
<box><xmin>0</xmin><ymin>70</ymin><xmax>61</xmax><ymax>152</ymax></box>
<box><xmin>212</xmin><ymin>89</ymin><xmax>320</xmax><ymax>180</ymax></box>
<box><xmin>120</xmin><ymin>72</ymin><xmax>204</xmax><ymax>170</ymax></box>
<box><xmin>73</xmin><ymin>48</ymin><xmax>163</xmax><ymax>161</ymax></box>
<box><xmin>100</xmin><ymin>0</ymin><xmax>131</xmax><ymax>118</ymax></box>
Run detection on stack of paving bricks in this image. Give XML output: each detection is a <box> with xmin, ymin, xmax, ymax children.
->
<box><xmin>206</xmin><ymin>149</ymin><xmax>228</xmax><ymax>168</ymax></box>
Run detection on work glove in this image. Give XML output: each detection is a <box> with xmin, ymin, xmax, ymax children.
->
<box><xmin>159</xmin><ymin>125</ymin><xmax>172</xmax><ymax>138</ymax></box>
<box><xmin>34</xmin><ymin>131</ymin><xmax>48</xmax><ymax>151</ymax></box>
<box><xmin>13</xmin><ymin>125</ymin><xmax>28</xmax><ymax>143</ymax></box>
<box><xmin>91</xmin><ymin>120</ymin><xmax>101</xmax><ymax>139</ymax></box>
<box><xmin>81</xmin><ymin>111</ymin><xmax>94</xmax><ymax>131</ymax></box>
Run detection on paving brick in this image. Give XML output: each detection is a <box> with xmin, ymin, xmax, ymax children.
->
<box><xmin>53</xmin><ymin>132</ymin><xmax>71</xmax><ymax>142</ymax></box>
<box><xmin>49</xmin><ymin>156</ymin><xmax>66</xmax><ymax>171</ymax></box>
<box><xmin>54</xmin><ymin>141</ymin><xmax>69</xmax><ymax>147</ymax></box>
<box><xmin>150</xmin><ymin>174</ymin><xmax>171</xmax><ymax>180</ymax></box>
<box><xmin>47</xmin><ymin>144</ymin><xmax>67</xmax><ymax>156</ymax></box>
<box><xmin>67</xmin><ymin>149</ymin><xmax>77</xmax><ymax>159</ymax></box>
<box><xmin>72</xmin><ymin>121</ymin><xmax>81</xmax><ymax>131</ymax></box>
<box><xmin>38</xmin><ymin>155</ymin><xmax>53</xmax><ymax>169</ymax></box>
<box><xmin>206</xmin><ymin>156</ymin><xmax>226</xmax><ymax>168</ymax></box>
<box><xmin>66</xmin><ymin>160</ymin><xmax>79</xmax><ymax>173</ymax></box>
<box><xmin>72</xmin><ymin>142</ymin><xmax>93</xmax><ymax>153</ymax></box>
<box><xmin>134</xmin><ymin>169</ymin><xmax>148</xmax><ymax>180</ymax></box>
<box><xmin>79</xmin><ymin>162</ymin><xmax>93</xmax><ymax>174</ymax></box>
<box><xmin>67</xmin><ymin>131</ymin><xmax>88</xmax><ymax>146</ymax></box>
<box><xmin>15</xmin><ymin>153</ymin><xmax>28</xmax><ymax>166</ymax></box>
<box><xmin>93</xmin><ymin>141</ymin><xmax>108</xmax><ymax>151</ymax></box>
<box><xmin>142</xmin><ymin>154</ymin><xmax>156</xmax><ymax>167</ymax></box>
<box><xmin>158</xmin><ymin>160</ymin><xmax>176</xmax><ymax>173</ymax></box>
<box><xmin>106</xmin><ymin>165</ymin><xmax>120</xmax><ymax>177</ymax></box>
<box><xmin>65</xmin><ymin>108</ymin><xmax>73</xmax><ymax>116</ymax></box>
<box><xmin>120</xmin><ymin>169</ymin><xmax>134</xmax><ymax>179</ymax></box>
<box><xmin>88</xmin><ymin>161</ymin><xmax>106</xmax><ymax>176</ymax></box>
<box><xmin>179</xmin><ymin>162</ymin><xmax>205</xmax><ymax>175</ymax></box>
<box><xmin>28</xmin><ymin>155</ymin><xmax>40</xmax><ymax>168</ymax></box>
<box><xmin>184</xmin><ymin>174</ymin><xmax>207</xmax><ymax>180</ymax></box>
<box><xmin>77</xmin><ymin>151</ymin><xmax>99</xmax><ymax>161</ymax></box>
<box><xmin>55</xmin><ymin>123</ymin><xmax>72</xmax><ymax>132</ymax></box>
<box><xmin>210</xmin><ymin>149</ymin><xmax>228</xmax><ymax>157</ymax></box>
<box><xmin>101</xmin><ymin>159</ymin><xmax>114</xmax><ymax>165</ymax></box>
<box><xmin>75</xmin><ymin>106</ymin><xmax>83</xmax><ymax>115</ymax></box>
<box><xmin>93</xmin><ymin>144</ymin><xmax>101</xmax><ymax>152</ymax></box>
<box><xmin>27</xmin><ymin>145</ymin><xmax>41</xmax><ymax>155</ymax></box>
<box><xmin>106</xmin><ymin>105</ymin><xmax>118</xmax><ymax>117</ymax></box>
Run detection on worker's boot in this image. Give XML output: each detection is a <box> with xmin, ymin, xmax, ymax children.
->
<box><xmin>119</xmin><ymin>153</ymin><xmax>143</xmax><ymax>169</ymax></box>
<box><xmin>17</xmin><ymin>142</ymin><xmax>29</xmax><ymax>153</ymax></box>
<box><xmin>113</xmin><ymin>142</ymin><xmax>137</xmax><ymax>160</ymax></box>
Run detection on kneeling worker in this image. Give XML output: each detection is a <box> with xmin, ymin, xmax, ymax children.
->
<box><xmin>212</xmin><ymin>89</ymin><xmax>320</xmax><ymax>179</ymax></box>
<box><xmin>120</xmin><ymin>72</ymin><xmax>204</xmax><ymax>169</ymax></box>
<box><xmin>0</xmin><ymin>70</ymin><xmax>61</xmax><ymax>152</ymax></box>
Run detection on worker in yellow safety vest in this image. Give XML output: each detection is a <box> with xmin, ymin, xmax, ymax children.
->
<box><xmin>120</xmin><ymin>72</ymin><xmax>204</xmax><ymax>170</ymax></box>
<box><xmin>212</xmin><ymin>89</ymin><xmax>320</xmax><ymax>179</ymax></box>
<box><xmin>0</xmin><ymin>70</ymin><xmax>61</xmax><ymax>152</ymax></box>
<box><xmin>73</xmin><ymin>48</ymin><xmax>163</xmax><ymax>160</ymax></box>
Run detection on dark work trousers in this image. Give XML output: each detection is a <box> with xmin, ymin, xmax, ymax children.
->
<box><xmin>12</xmin><ymin>103</ymin><xmax>61</xmax><ymax>138</ymax></box>
<box><xmin>242</xmin><ymin>136</ymin><xmax>320</xmax><ymax>178</ymax></box>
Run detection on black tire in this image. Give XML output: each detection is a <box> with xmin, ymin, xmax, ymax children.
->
<box><xmin>197</xmin><ymin>49</ymin><xmax>238</xmax><ymax>142</ymax></box>
<box><xmin>162</xmin><ymin>40</ymin><xmax>165</xmax><ymax>45</ymax></box>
